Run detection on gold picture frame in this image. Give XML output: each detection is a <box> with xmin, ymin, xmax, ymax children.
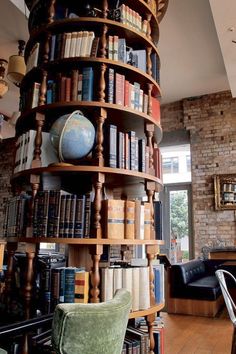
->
<box><xmin>213</xmin><ymin>174</ymin><xmax>236</xmax><ymax>210</ymax></box>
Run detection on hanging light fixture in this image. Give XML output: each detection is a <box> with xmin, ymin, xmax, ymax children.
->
<box><xmin>7</xmin><ymin>40</ymin><xmax>26</xmax><ymax>87</ymax></box>
<box><xmin>0</xmin><ymin>59</ymin><xmax>9</xmax><ymax>98</ymax></box>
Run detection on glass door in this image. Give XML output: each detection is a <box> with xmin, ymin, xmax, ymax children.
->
<box><xmin>160</xmin><ymin>183</ymin><xmax>193</xmax><ymax>263</ymax></box>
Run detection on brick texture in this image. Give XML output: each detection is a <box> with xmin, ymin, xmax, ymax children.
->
<box><xmin>161</xmin><ymin>90</ymin><xmax>236</xmax><ymax>257</ymax></box>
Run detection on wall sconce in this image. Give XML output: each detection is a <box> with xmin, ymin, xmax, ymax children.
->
<box><xmin>0</xmin><ymin>59</ymin><xmax>9</xmax><ymax>98</ymax></box>
<box><xmin>7</xmin><ymin>40</ymin><xmax>26</xmax><ymax>87</ymax></box>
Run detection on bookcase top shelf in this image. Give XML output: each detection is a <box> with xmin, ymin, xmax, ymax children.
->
<box><xmin>25</xmin><ymin>17</ymin><xmax>159</xmax><ymax>60</ymax></box>
<box><xmin>15</xmin><ymin>237</ymin><xmax>164</xmax><ymax>246</ymax></box>
<box><xmin>12</xmin><ymin>165</ymin><xmax>163</xmax><ymax>188</ymax></box>
<box><xmin>21</xmin><ymin>57</ymin><xmax>161</xmax><ymax>97</ymax></box>
<box><xmin>16</xmin><ymin>102</ymin><xmax>163</xmax><ymax>143</ymax></box>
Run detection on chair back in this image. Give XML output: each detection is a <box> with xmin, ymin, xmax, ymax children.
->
<box><xmin>51</xmin><ymin>288</ymin><xmax>132</xmax><ymax>354</ymax></box>
<box><xmin>215</xmin><ymin>269</ymin><xmax>236</xmax><ymax>324</ymax></box>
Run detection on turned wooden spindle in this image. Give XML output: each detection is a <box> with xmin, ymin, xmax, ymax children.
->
<box><xmin>43</xmin><ymin>33</ymin><xmax>51</xmax><ymax>64</ymax></box>
<box><xmin>39</xmin><ymin>70</ymin><xmax>47</xmax><ymax>106</ymax></box>
<box><xmin>95</xmin><ymin>108</ymin><xmax>107</xmax><ymax>166</ymax></box>
<box><xmin>146</xmin><ymin>13</ymin><xmax>152</xmax><ymax>39</ymax></box>
<box><xmin>147</xmin><ymin>83</ymin><xmax>153</xmax><ymax>117</ymax></box>
<box><xmin>90</xmin><ymin>245</ymin><xmax>103</xmax><ymax>302</ymax></box>
<box><xmin>92</xmin><ymin>173</ymin><xmax>105</xmax><ymax>238</ymax></box>
<box><xmin>102</xmin><ymin>0</ymin><xmax>108</xmax><ymax>18</ymax></box>
<box><xmin>146</xmin><ymin>47</ymin><xmax>152</xmax><ymax>76</ymax></box>
<box><xmin>48</xmin><ymin>0</ymin><xmax>56</xmax><ymax>23</ymax></box>
<box><xmin>98</xmin><ymin>63</ymin><xmax>107</xmax><ymax>102</ymax></box>
<box><xmin>146</xmin><ymin>123</ymin><xmax>155</xmax><ymax>173</ymax></box>
<box><xmin>100</xmin><ymin>24</ymin><xmax>108</xmax><ymax>58</ymax></box>
<box><xmin>31</xmin><ymin>113</ymin><xmax>45</xmax><ymax>168</ymax></box>
<box><xmin>5</xmin><ymin>243</ymin><xmax>17</xmax><ymax>297</ymax></box>
<box><xmin>147</xmin><ymin>313</ymin><xmax>156</xmax><ymax>354</ymax></box>
<box><xmin>24</xmin><ymin>251</ymin><xmax>36</xmax><ymax>319</ymax></box>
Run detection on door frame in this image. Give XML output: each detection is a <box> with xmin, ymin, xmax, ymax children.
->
<box><xmin>160</xmin><ymin>182</ymin><xmax>194</xmax><ymax>261</ymax></box>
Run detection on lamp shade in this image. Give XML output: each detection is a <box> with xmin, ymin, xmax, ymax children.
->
<box><xmin>7</xmin><ymin>54</ymin><xmax>26</xmax><ymax>85</ymax></box>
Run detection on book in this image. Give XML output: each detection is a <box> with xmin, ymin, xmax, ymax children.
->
<box><xmin>106</xmin><ymin>124</ymin><xmax>117</xmax><ymax>168</ymax></box>
<box><xmin>82</xmin><ymin>67</ymin><xmax>94</xmax><ymax>101</ymax></box>
<box><xmin>90</xmin><ymin>37</ymin><xmax>100</xmax><ymax>57</ymax></box>
<box><xmin>69</xmin><ymin>31</ymin><xmax>77</xmax><ymax>57</ymax></box>
<box><xmin>74</xmin><ymin>270</ymin><xmax>89</xmax><ymax>303</ymax></box>
<box><xmin>144</xmin><ymin>202</ymin><xmax>151</xmax><ymax>240</ymax></box>
<box><xmin>131</xmin><ymin>267</ymin><xmax>140</xmax><ymax>311</ymax></box>
<box><xmin>139</xmin><ymin>267</ymin><xmax>150</xmax><ymax>310</ymax></box>
<box><xmin>124</xmin><ymin>200</ymin><xmax>135</xmax><ymax>239</ymax></box>
<box><xmin>101</xmin><ymin>267</ymin><xmax>114</xmax><ymax>301</ymax></box>
<box><xmin>102</xmin><ymin>199</ymin><xmax>125</xmax><ymax>239</ymax></box>
<box><xmin>154</xmin><ymin>200</ymin><xmax>163</xmax><ymax>241</ymax></box>
<box><xmin>107</xmin><ymin>68</ymin><xmax>115</xmax><ymax>104</ymax></box>
<box><xmin>84</xmin><ymin>191</ymin><xmax>92</xmax><ymax>238</ymax></box>
<box><xmin>113</xmin><ymin>267</ymin><xmax>122</xmax><ymax>294</ymax></box>
<box><xmin>118</xmin><ymin>38</ymin><xmax>126</xmax><ymax>63</ymax></box>
<box><xmin>74</xmin><ymin>195</ymin><xmax>86</xmax><ymax>238</ymax></box>
<box><xmin>115</xmin><ymin>73</ymin><xmax>125</xmax><ymax>105</ymax></box>
<box><xmin>64</xmin><ymin>267</ymin><xmax>76</xmax><ymax>303</ymax></box>
<box><xmin>134</xmin><ymin>200</ymin><xmax>145</xmax><ymax>240</ymax></box>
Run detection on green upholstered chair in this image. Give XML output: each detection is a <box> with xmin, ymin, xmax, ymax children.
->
<box><xmin>51</xmin><ymin>288</ymin><xmax>132</xmax><ymax>354</ymax></box>
<box><xmin>0</xmin><ymin>349</ymin><xmax>7</xmax><ymax>354</ymax></box>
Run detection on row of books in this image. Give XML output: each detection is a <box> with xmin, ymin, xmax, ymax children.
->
<box><xmin>103</xmin><ymin>199</ymin><xmax>151</xmax><ymax>240</ymax></box>
<box><xmin>21</xmin><ymin>66</ymin><xmax>161</xmax><ymax>120</ymax></box>
<box><xmin>49</xmin><ymin>31</ymin><xmax>99</xmax><ymax>62</ymax></box>
<box><xmin>119</xmin><ymin>4</ymin><xmax>149</xmax><ymax>35</ymax></box>
<box><xmin>105</xmin><ymin>124</ymin><xmax>162</xmax><ymax>178</ymax></box>
<box><xmin>101</xmin><ymin>266</ymin><xmax>150</xmax><ymax>311</ymax></box>
<box><xmin>3</xmin><ymin>192</ymin><xmax>31</xmax><ymax>238</ymax></box>
<box><xmin>20</xmin><ymin>66</ymin><xmax>94</xmax><ymax>111</ymax></box>
<box><xmin>38</xmin><ymin>266</ymin><xmax>89</xmax><ymax>314</ymax></box>
<box><xmin>122</xmin><ymin>326</ymin><xmax>150</xmax><ymax>354</ymax></box>
<box><xmin>107</xmin><ymin>68</ymin><xmax>161</xmax><ymax>118</ymax></box>
<box><xmin>33</xmin><ymin>191</ymin><xmax>92</xmax><ymax>239</ymax></box>
<box><xmin>14</xmin><ymin>130</ymin><xmax>58</xmax><ymax>174</ymax></box>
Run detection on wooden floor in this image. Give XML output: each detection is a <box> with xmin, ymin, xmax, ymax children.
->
<box><xmin>161</xmin><ymin>311</ymin><xmax>233</xmax><ymax>354</ymax></box>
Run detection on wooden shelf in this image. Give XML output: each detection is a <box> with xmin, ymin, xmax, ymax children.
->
<box><xmin>129</xmin><ymin>303</ymin><xmax>165</xmax><ymax>319</ymax></box>
<box><xmin>17</xmin><ymin>237</ymin><xmax>164</xmax><ymax>245</ymax></box>
<box><xmin>16</xmin><ymin>101</ymin><xmax>162</xmax><ymax>143</ymax></box>
<box><xmin>21</xmin><ymin>57</ymin><xmax>161</xmax><ymax>97</ymax></box>
<box><xmin>25</xmin><ymin>17</ymin><xmax>159</xmax><ymax>60</ymax></box>
<box><xmin>12</xmin><ymin>165</ymin><xmax>163</xmax><ymax>188</ymax></box>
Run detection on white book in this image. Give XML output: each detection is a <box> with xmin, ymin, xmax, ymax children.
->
<box><xmin>85</xmin><ymin>31</ymin><xmax>95</xmax><ymax>57</ymax></box>
<box><xmin>101</xmin><ymin>267</ymin><xmax>114</xmax><ymax>302</ymax></box>
<box><xmin>132</xmin><ymin>267</ymin><xmax>140</xmax><ymax>311</ymax></box>
<box><xmin>135</xmin><ymin>200</ymin><xmax>145</xmax><ymax>240</ymax></box>
<box><xmin>26</xmin><ymin>42</ymin><xmax>40</xmax><ymax>73</ymax></box>
<box><xmin>75</xmin><ymin>31</ymin><xmax>83</xmax><ymax>57</ymax></box>
<box><xmin>64</xmin><ymin>32</ymin><xmax>72</xmax><ymax>58</ymax></box>
<box><xmin>31</xmin><ymin>82</ymin><xmax>40</xmax><ymax>108</ymax></box>
<box><xmin>113</xmin><ymin>267</ymin><xmax>122</xmax><ymax>295</ymax></box>
<box><xmin>122</xmin><ymin>267</ymin><xmax>132</xmax><ymax>295</ymax></box>
<box><xmin>69</xmin><ymin>32</ymin><xmax>77</xmax><ymax>57</ymax></box>
<box><xmin>139</xmin><ymin>267</ymin><xmax>150</xmax><ymax>310</ymax></box>
<box><xmin>80</xmin><ymin>31</ymin><xmax>89</xmax><ymax>57</ymax></box>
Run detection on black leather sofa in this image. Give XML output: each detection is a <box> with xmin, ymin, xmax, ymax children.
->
<box><xmin>167</xmin><ymin>259</ymin><xmax>224</xmax><ymax>317</ymax></box>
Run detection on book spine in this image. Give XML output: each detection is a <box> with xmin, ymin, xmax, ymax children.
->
<box><xmin>124</xmin><ymin>200</ymin><xmax>135</xmax><ymax>239</ymax></box>
<box><xmin>107</xmin><ymin>68</ymin><xmax>115</xmax><ymax>104</ymax></box>
<box><xmin>82</xmin><ymin>67</ymin><xmax>94</xmax><ymax>101</ymax></box>
<box><xmin>68</xmin><ymin>194</ymin><xmax>77</xmax><ymax>238</ymax></box>
<box><xmin>74</xmin><ymin>195</ymin><xmax>86</xmax><ymax>238</ymax></box>
<box><xmin>64</xmin><ymin>268</ymin><xmax>75</xmax><ymax>303</ymax></box>
<box><xmin>84</xmin><ymin>192</ymin><xmax>92</xmax><ymax>238</ymax></box>
<box><xmin>107</xmin><ymin>124</ymin><xmax>117</xmax><ymax>168</ymax></box>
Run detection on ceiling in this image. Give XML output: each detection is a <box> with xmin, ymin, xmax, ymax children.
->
<box><xmin>0</xmin><ymin>0</ymin><xmax>235</xmax><ymax>119</ymax></box>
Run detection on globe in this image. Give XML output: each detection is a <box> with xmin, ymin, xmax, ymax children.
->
<box><xmin>50</xmin><ymin>110</ymin><xmax>95</xmax><ymax>163</ymax></box>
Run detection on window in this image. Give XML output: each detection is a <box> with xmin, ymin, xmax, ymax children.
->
<box><xmin>186</xmin><ymin>155</ymin><xmax>191</xmax><ymax>172</ymax></box>
<box><xmin>163</xmin><ymin>157</ymin><xmax>179</xmax><ymax>174</ymax></box>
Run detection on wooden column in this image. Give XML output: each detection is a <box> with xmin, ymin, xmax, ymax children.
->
<box><xmin>43</xmin><ymin>32</ymin><xmax>51</xmax><ymax>64</ymax></box>
<box><xmin>102</xmin><ymin>0</ymin><xmax>108</xmax><ymax>18</ymax></box>
<box><xmin>147</xmin><ymin>83</ymin><xmax>153</xmax><ymax>117</ymax></box>
<box><xmin>90</xmin><ymin>245</ymin><xmax>103</xmax><ymax>303</ymax></box>
<box><xmin>48</xmin><ymin>0</ymin><xmax>56</xmax><ymax>23</ymax></box>
<box><xmin>100</xmin><ymin>24</ymin><xmax>108</xmax><ymax>58</ymax></box>
<box><xmin>98</xmin><ymin>63</ymin><xmax>107</xmax><ymax>102</ymax></box>
<box><xmin>146</xmin><ymin>47</ymin><xmax>152</xmax><ymax>76</ymax></box>
<box><xmin>39</xmin><ymin>70</ymin><xmax>47</xmax><ymax>106</ymax></box>
<box><xmin>4</xmin><ymin>242</ymin><xmax>17</xmax><ymax>299</ymax></box>
<box><xmin>146</xmin><ymin>13</ymin><xmax>152</xmax><ymax>40</ymax></box>
<box><xmin>146</xmin><ymin>123</ymin><xmax>155</xmax><ymax>174</ymax></box>
<box><xmin>95</xmin><ymin>107</ymin><xmax>107</xmax><ymax>166</ymax></box>
<box><xmin>92</xmin><ymin>173</ymin><xmax>105</xmax><ymax>238</ymax></box>
<box><xmin>31</xmin><ymin>112</ymin><xmax>45</xmax><ymax>168</ymax></box>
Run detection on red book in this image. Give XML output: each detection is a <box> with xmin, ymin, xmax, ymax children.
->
<box><xmin>151</xmin><ymin>96</ymin><xmax>160</xmax><ymax>124</ymax></box>
<box><xmin>65</xmin><ymin>77</ymin><xmax>71</xmax><ymax>102</ymax></box>
<box><xmin>124</xmin><ymin>80</ymin><xmax>130</xmax><ymax>107</ymax></box>
<box><xmin>115</xmin><ymin>73</ymin><xmax>125</xmax><ymax>105</ymax></box>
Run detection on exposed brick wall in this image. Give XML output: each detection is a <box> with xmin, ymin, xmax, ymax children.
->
<box><xmin>0</xmin><ymin>138</ymin><xmax>15</xmax><ymax>236</ymax></box>
<box><xmin>161</xmin><ymin>90</ymin><xmax>236</xmax><ymax>257</ymax></box>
